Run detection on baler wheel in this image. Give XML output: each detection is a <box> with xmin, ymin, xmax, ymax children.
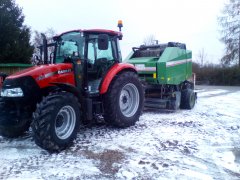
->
<box><xmin>31</xmin><ymin>92</ymin><xmax>80</xmax><ymax>152</ymax></box>
<box><xmin>103</xmin><ymin>71</ymin><xmax>144</xmax><ymax>128</ymax></box>
<box><xmin>180</xmin><ymin>89</ymin><xmax>196</xmax><ymax>109</ymax></box>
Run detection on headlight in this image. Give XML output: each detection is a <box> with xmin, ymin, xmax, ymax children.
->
<box><xmin>1</xmin><ymin>88</ymin><xmax>24</xmax><ymax>97</ymax></box>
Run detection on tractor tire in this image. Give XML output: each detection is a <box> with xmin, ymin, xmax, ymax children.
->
<box><xmin>103</xmin><ymin>71</ymin><xmax>144</xmax><ymax>128</ymax></box>
<box><xmin>180</xmin><ymin>89</ymin><xmax>196</xmax><ymax>109</ymax></box>
<box><xmin>0</xmin><ymin>98</ymin><xmax>31</xmax><ymax>138</ymax></box>
<box><xmin>31</xmin><ymin>92</ymin><xmax>81</xmax><ymax>152</ymax></box>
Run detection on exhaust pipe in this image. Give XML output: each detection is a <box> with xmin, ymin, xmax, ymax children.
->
<box><xmin>41</xmin><ymin>33</ymin><xmax>48</xmax><ymax>64</ymax></box>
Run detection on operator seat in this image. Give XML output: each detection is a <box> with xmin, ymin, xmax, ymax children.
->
<box><xmin>94</xmin><ymin>58</ymin><xmax>109</xmax><ymax>78</ymax></box>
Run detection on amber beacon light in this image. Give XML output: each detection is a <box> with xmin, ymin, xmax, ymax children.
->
<box><xmin>117</xmin><ymin>20</ymin><xmax>123</xmax><ymax>31</ymax></box>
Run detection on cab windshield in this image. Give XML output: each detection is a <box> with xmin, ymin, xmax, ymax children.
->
<box><xmin>55</xmin><ymin>32</ymin><xmax>84</xmax><ymax>63</ymax></box>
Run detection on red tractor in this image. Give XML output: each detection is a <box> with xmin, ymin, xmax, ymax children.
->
<box><xmin>0</xmin><ymin>23</ymin><xmax>144</xmax><ymax>152</ymax></box>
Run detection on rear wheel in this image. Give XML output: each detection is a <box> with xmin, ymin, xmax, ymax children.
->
<box><xmin>31</xmin><ymin>92</ymin><xmax>81</xmax><ymax>152</ymax></box>
<box><xmin>103</xmin><ymin>71</ymin><xmax>144</xmax><ymax>128</ymax></box>
<box><xmin>0</xmin><ymin>98</ymin><xmax>31</xmax><ymax>138</ymax></box>
<box><xmin>180</xmin><ymin>89</ymin><xmax>196</xmax><ymax>109</ymax></box>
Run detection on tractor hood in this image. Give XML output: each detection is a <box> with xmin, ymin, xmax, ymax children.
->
<box><xmin>5</xmin><ymin>63</ymin><xmax>75</xmax><ymax>88</ymax></box>
<box><xmin>7</xmin><ymin>64</ymin><xmax>71</xmax><ymax>79</ymax></box>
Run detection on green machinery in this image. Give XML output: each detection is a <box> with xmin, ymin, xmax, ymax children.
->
<box><xmin>126</xmin><ymin>42</ymin><xmax>196</xmax><ymax>110</ymax></box>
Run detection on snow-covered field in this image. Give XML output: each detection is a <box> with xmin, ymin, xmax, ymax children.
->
<box><xmin>0</xmin><ymin>85</ymin><xmax>240</xmax><ymax>179</ymax></box>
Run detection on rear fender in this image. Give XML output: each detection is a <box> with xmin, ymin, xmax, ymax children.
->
<box><xmin>99</xmin><ymin>63</ymin><xmax>137</xmax><ymax>94</ymax></box>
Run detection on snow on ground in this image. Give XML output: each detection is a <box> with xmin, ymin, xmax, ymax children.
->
<box><xmin>0</xmin><ymin>85</ymin><xmax>240</xmax><ymax>179</ymax></box>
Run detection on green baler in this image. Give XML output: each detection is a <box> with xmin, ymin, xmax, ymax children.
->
<box><xmin>126</xmin><ymin>42</ymin><xmax>196</xmax><ymax>110</ymax></box>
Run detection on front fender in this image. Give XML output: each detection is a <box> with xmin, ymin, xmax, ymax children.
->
<box><xmin>50</xmin><ymin>82</ymin><xmax>82</xmax><ymax>101</ymax></box>
<box><xmin>99</xmin><ymin>63</ymin><xmax>137</xmax><ymax>94</ymax></box>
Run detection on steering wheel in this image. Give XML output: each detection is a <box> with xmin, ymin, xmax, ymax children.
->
<box><xmin>94</xmin><ymin>58</ymin><xmax>108</xmax><ymax>67</ymax></box>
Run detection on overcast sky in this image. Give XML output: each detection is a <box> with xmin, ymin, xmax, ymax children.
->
<box><xmin>15</xmin><ymin>0</ymin><xmax>227</xmax><ymax>64</ymax></box>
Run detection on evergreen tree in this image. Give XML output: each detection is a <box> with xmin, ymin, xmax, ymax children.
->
<box><xmin>0</xmin><ymin>0</ymin><xmax>33</xmax><ymax>64</ymax></box>
<box><xmin>219</xmin><ymin>0</ymin><xmax>240</xmax><ymax>67</ymax></box>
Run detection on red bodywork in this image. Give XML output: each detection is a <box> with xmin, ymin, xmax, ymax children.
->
<box><xmin>100</xmin><ymin>63</ymin><xmax>137</xmax><ymax>94</ymax></box>
<box><xmin>5</xmin><ymin>62</ymin><xmax>136</xmax><ymax>94</ymax></box>
<box><xmin>7</xmin><ymin>64</ymin><xmax>75</xmax><ymax>88</ymax></box>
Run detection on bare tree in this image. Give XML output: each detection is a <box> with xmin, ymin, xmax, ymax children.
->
<box><xmin>218</xmin><ymin>0</ymin><xmax>240</xmax><ymax>67</ymax></box>
<box><xmin>143</xmin><ymin>34</ymin><xmax>156</xmax><ymax>45</ymax></box>
<box><xmin>197</xmin><ymin>48</ymin><xmax>208</xmax><ymax>67</ymax></box>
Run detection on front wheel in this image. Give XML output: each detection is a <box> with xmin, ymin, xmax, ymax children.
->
<box><xmin>31</xmin><ymin>92</ymin><xmax>81</xmax><ymax>152</ymax></box>
<box><xmin>103</xmin><ymin>71</ymin><xmax>144</xmax><ymax>128</ymax></box>
<box><xmin>0</xmin><ymin>98</ymin><xmax>31</xmax><ymax>138</ymax></box>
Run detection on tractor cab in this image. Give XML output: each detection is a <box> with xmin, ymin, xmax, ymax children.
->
<box><xmin>52</xmin><ymin>29</ymin><xmax>123</xmax><ymax>94</ymax></box>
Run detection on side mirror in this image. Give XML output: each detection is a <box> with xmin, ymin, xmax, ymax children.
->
<box><xmin>98</xmin><ymin>34</ymin><xmax>109</xmax><ymax>50</ymax></box>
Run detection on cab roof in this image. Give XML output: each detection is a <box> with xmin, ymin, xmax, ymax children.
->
<box><xmin>53</xmin><ymin>29</ymin><xmax>122</xmax><ymax>39</ymax></box>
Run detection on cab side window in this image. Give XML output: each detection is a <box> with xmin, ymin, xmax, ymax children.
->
<box><xmin>87</xmin><ymin>35</ymin><xmax>117</xmax><ymax>64</ymax></box>
<box><xmin>97</xmin><ymin>41</ymin><xmax>113</xmax><ymax>60</ymax></box>
<box><xmin>87</xmin><ymin>41</ymin><xmax>96</xmax><ymax>64</ymax></box>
